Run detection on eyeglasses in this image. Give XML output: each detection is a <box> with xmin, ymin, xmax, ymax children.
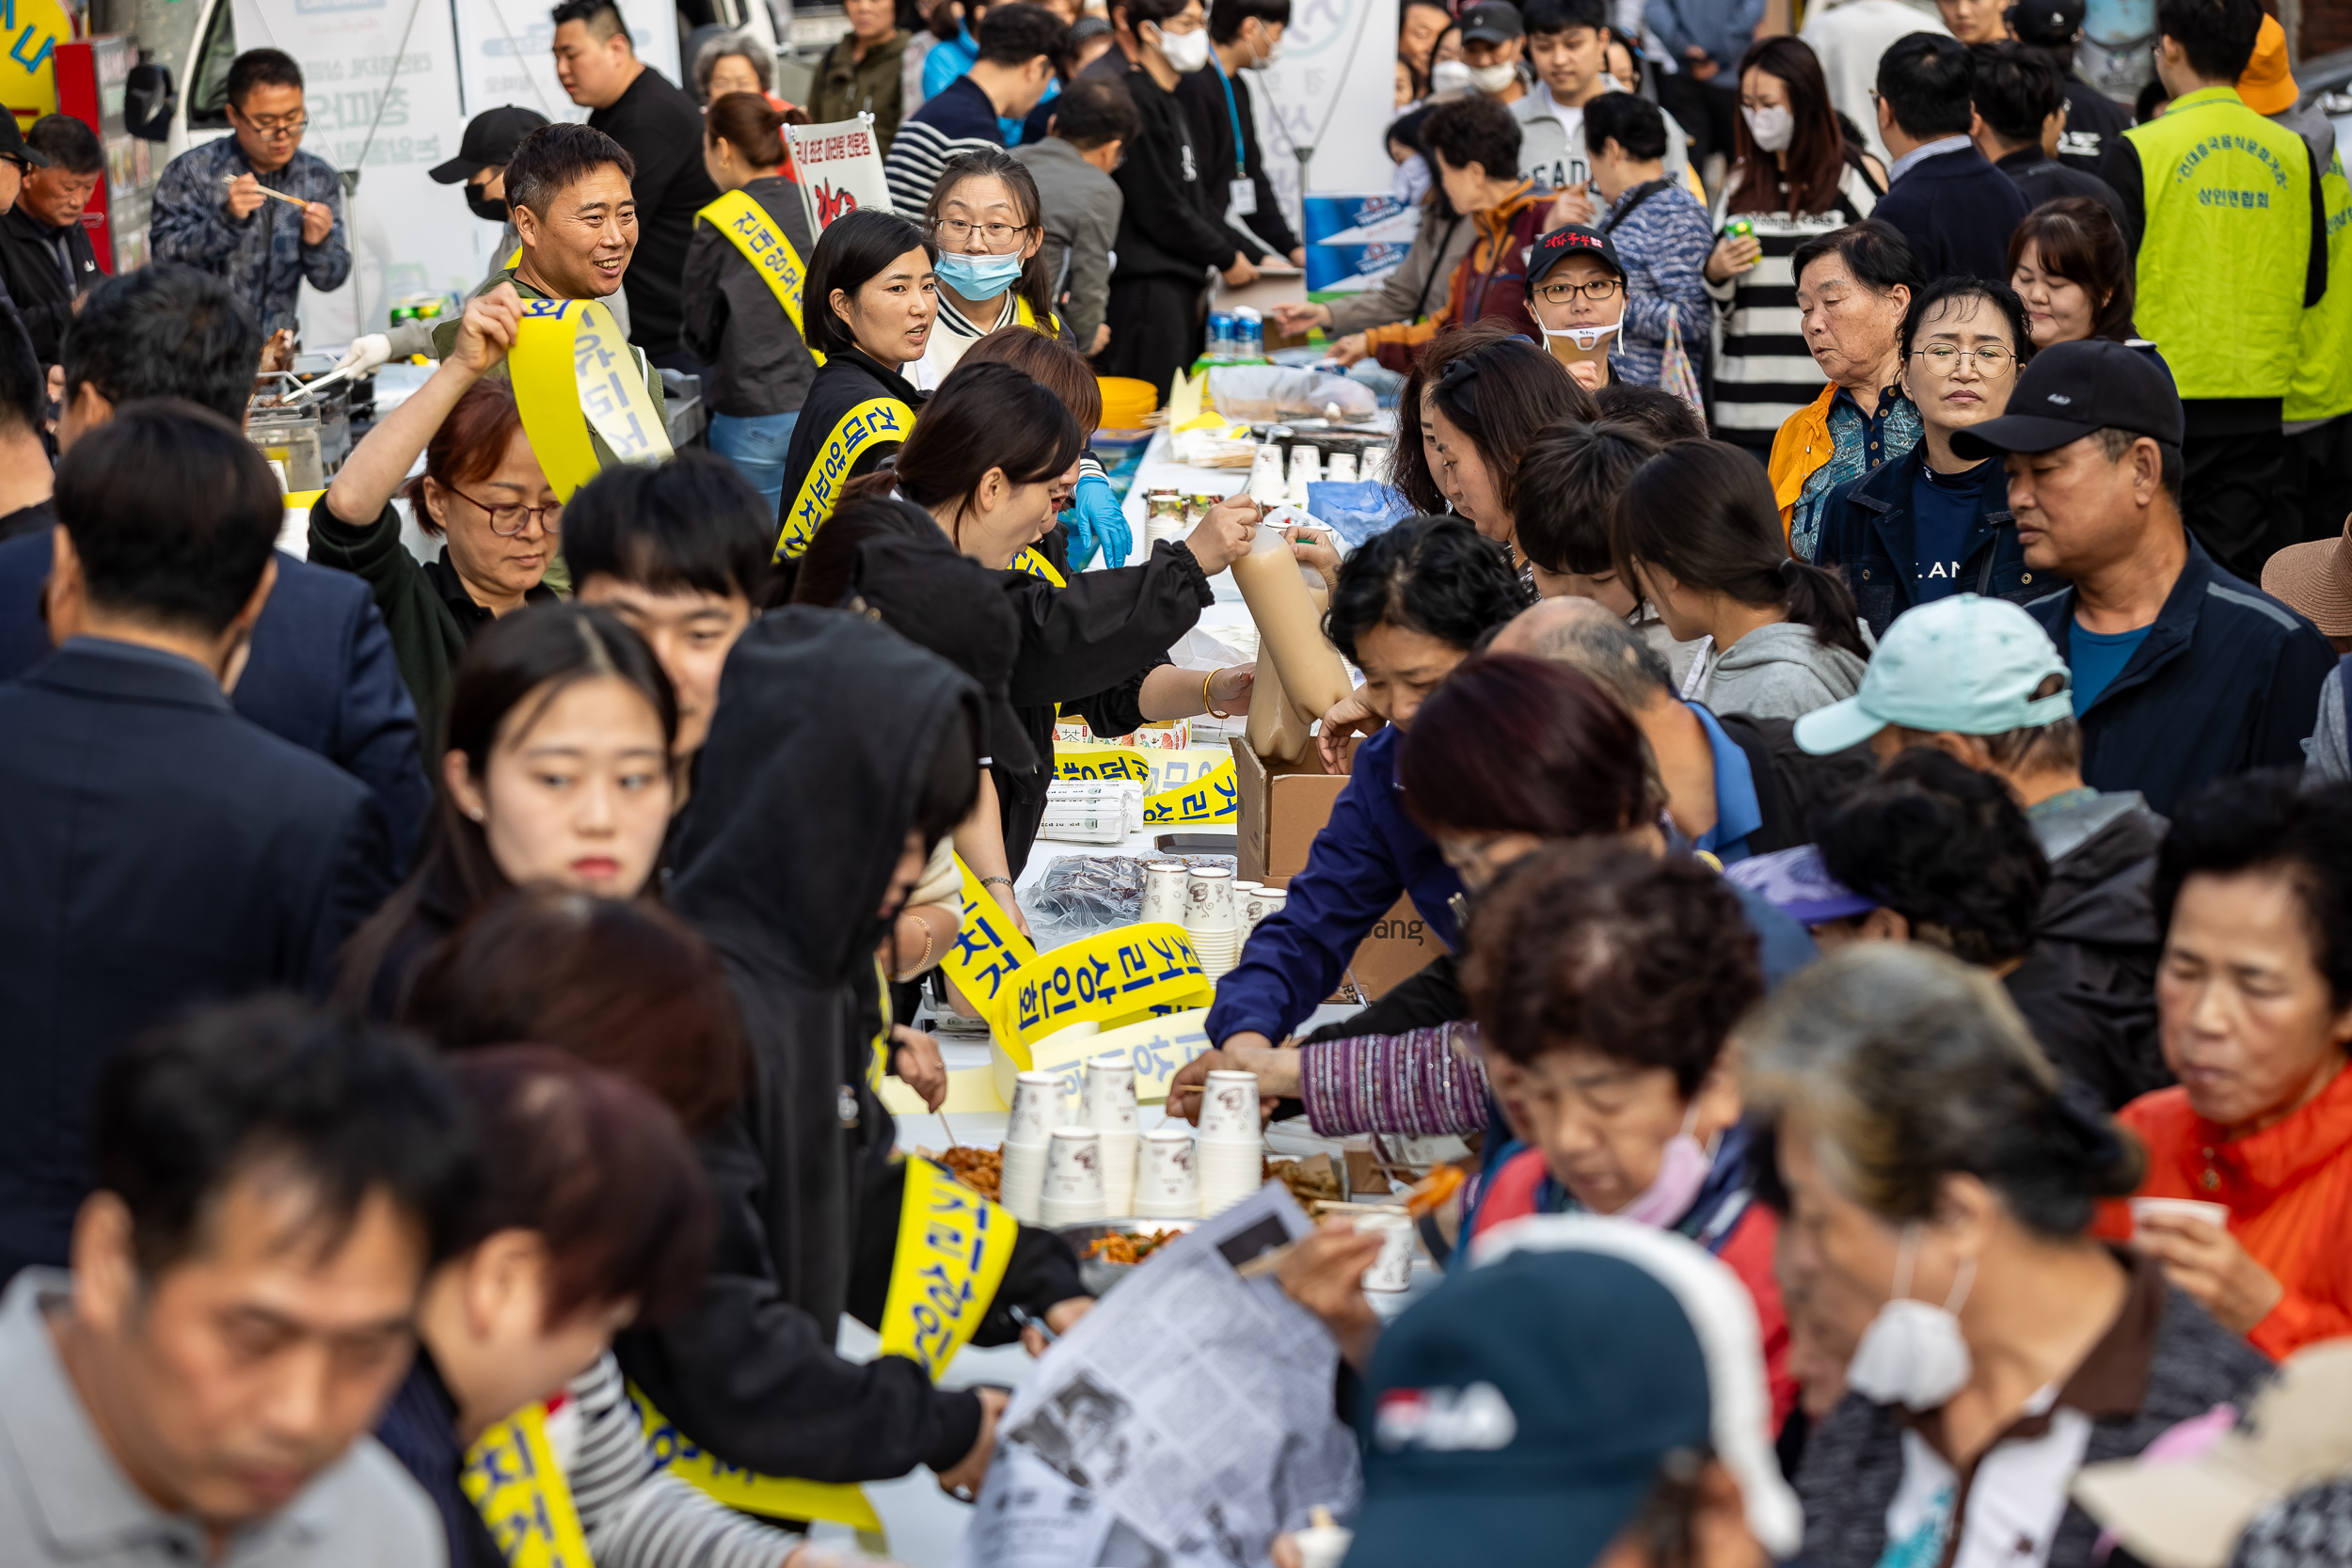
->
<box><xmin>448</xmin><ymin>485</ymin><xmax>563</xmax><ymax>535</ymax></box>
<box><xmin>1912</xmin><ymin>343</ymin><xmax>2015</xmax><ymax>374</ymax></box>
<box><xmin>237</xmin><ymin>111</ymin><xmax>309</xmax><ymax>138</ymax></box>
<box><xmin>932</xmin><ymin>217</ymin><xmax>1032</xmax><ymax>247</ymax></box>
<box><xmin>1535</xmin><ymin>277</ymin><xmax>1624</xmax><ymax>305</ymax></box>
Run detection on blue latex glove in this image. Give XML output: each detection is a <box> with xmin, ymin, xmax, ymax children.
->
<box><xmin>1075</xmin><ymin>471</ymin><xmax>1130</xmax><ymax>569</ymax></box>
<box><xmin>1059</xmin><ymin>497</ymin><xmax>1099</xmax><ymax>571</ymax></box>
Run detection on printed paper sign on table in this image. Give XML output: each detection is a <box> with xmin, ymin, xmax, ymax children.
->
<box><xmin>787</xmin><ymin>117</ymin><xmax>895</xmax><ymax>234</ymax></box>
<box><xmin>1008</xmin><ymin>1009</ymin><xmax>1215</xmax><ymax>1119</ymax></box>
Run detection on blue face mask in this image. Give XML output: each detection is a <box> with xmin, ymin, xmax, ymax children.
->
<box><xmin>934</xmin><ymin>249</ymin><xmax>1025</xmax><ymax>301</ymax></box>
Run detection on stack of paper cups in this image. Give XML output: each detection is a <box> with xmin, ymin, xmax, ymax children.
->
<box><xmin>1083</xmin><ymin>1054</ymin><xmax>1140</xmax><ymax>1215</ymax></box>
<box><xmin>1327</xmin><ymin>452</ymin><xmax>1359</xmax><ymax>484</ymax></box>
<box><xmin>1039</xmin><ymin>1126</ymin><xmax>1108</xmax><ymax>1227</ymax></box>
<box><xmin>1247</xmin><ymin>443</ymin><xmax>1288</xmax><ymax>506</ymax></box>
<box><xmin>1184</xmin><ymin>865</ymin><xmax>1239</xmax><ymax>977</ymax></box>
<box><xmin>1196</xmin><ymin>1069</ymin><xmax>1263</xmax><ymax>1215</ymax></box>
<box><xmin>1239</xmin><ymin>882</ymin><xmax>1276</xmax><ymax>939</ymax></box>
<box><xmin>999</xmin><ymin>1069</ymin><xmax>1065</xmax><ymax>1224</ymax></box>
<box><xmin>1136</xmin><ymin>1123</ymin><xmax>1199</xmax><ymax>1218</ymax></box>
<box><xmin>1139</xmin><ymin>860</ymin><xmax>1191</xmax><ymax>926</ymax></box>
<box><xmin>1286</xmin><ymin>443</ymin><xmax>1322</xmax><ymax>508</ymax></box>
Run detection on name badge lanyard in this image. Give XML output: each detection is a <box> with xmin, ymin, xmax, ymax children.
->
<box><xmin>1211</xmin><ymin>55</ymin><xmax>1255</xmax><ymax>216</ymax></box>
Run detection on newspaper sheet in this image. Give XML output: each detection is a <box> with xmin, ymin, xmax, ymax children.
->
<box><xmin>954</xmin><ymin>1184</ymin><xmax>1363</xmax><ymax>1568</ymax></box>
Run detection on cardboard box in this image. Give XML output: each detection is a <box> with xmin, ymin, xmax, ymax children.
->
<box><xmin>1229</xmin><ymin>737</ymin><xmax>1444</xmax><ymax>1002</ymax></box>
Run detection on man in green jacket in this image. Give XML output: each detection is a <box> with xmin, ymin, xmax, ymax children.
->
<box><xmin>809</xmin><ymin>0</ymin><xmax>911</xmax><ymax>149</ymax></box>
<box><xmin>2099</xmin><ymin>0</ymin><xmax>2327</xmax><ymax>580</ymax></box>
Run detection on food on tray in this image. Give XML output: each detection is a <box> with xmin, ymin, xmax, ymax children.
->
<box><xmin>1084</xmin><ymin>1228</ymin><xmax>1183</xmax><ymax>1265</ymax></box>
<box><xmin>1264</xmin><ymin>1155</ymin><xmax>1343</xmax><ymax>1205</ymax></box>
<box><xmin>937</xmin><ymin>1146</ymin><xmax>1001</xmax><ymax>1201</ymax></box>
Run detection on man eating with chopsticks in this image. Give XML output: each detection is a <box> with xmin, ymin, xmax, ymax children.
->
<box><xmin>151</xmin><ymin>48</ymin><xmax>350</xmax><ymax>343</ymax></box>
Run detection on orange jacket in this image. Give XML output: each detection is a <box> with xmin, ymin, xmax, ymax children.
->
<box><xmin>1363</xmin><ymin>182</ymin><xmax>1549</xmax><ymax>358</ymax></box>
<box><xmin>1767</xmin><ymin>381</ymin><xmax>1838</xmax><ymax>541</ymax></box>
<box><xmin>2095</xmin><ymin>1063</ymin><xmax>2352</xmax><ymax>1360</ymax></box>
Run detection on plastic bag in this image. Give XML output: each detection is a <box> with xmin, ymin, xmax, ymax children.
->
<box><xmin>1306</xmin><ymin>481</ymin><xmax>1413</xmax><ymax>551</ymax></box>
<box><xmin>1205</xmin><ymin>365</ymin><xmax>1379</xmax><ymax>425</ymax></box>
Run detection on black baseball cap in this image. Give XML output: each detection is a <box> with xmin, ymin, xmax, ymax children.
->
<box><xmin>0</xmin><ymin>112</ymin><xmax>51</xmax><ymax>170</ymax></box>
<box><xmin>1349</xmin><ymin>1218</ymin><xmax>1803</xmax><ymax>1568</ymax></box>
<box><xmin>1950</xmin><ymin>339</ymin><xmax>2185</xmax><ymax>458</ymax></box>
<box><xmin>429</xmin><ymin>105</ymin><xmax>551</xmax><ymax>184</ymax></box>
<box><xmin>1460</xmin><ymin>2</ymin><xmax>1525</xmax><ymax>45</ymax></box>
<box><xmin>2006</xmin><ymin>0</ymin><xmax>2085</xmax><ymax>46</ymax></box>
<box><xmin>1526</xmin><ymin>224</ymin><xmax>1626</xmax><ymax>289</ymax></box>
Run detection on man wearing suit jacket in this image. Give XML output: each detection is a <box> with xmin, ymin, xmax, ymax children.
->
<box><xmin>0</xmin><ymin>402</ymin><xmax>397</xmax><ymax>1283</ymax></box>
<box><xmin>0</xmin><ymin>263</ymin><xmax>432</xmax><ymax>865</ymax></box>
<box><xmin>1872</xmin><ymin>32</ymin><xmax>2032</xmax><ymax>282</ymax></box>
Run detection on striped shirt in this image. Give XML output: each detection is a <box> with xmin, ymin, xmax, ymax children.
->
<box><xmin>1704</xmin><ymin>158</ymin><xmax>1882</xmax><ymax>446</ymax></box>
<box><xmin>883</xmin><ymin>75</ymin><xmax>1004</xmax><ymax>216</ymax></box>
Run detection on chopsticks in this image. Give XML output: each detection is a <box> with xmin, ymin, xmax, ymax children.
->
<box><xmin>222</xmin><ymin>176</ymin><xmax>314</xmax><ymax>210</ymax></box>
<box><xmin>1234</xmin><ymin>1165</ymin><xmax>1466</xmax><ymax>1278</ymax></box>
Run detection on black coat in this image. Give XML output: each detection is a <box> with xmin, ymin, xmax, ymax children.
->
<box><xmin>1174</xmin><ymin>59</ymin><xmax>1300</xmax><ymax>262</ymax></box>
<box><xmin>1994</xmin><ymin>146</ymin><xmax>2134</xmax><ymax>257</ymax></box>
<box><xmin>776</xmin><ymin>346</ymin><xmax>924</xmax><ymax>535</ymax></box>
<box><xmin>0</xmin><ymin>206</ymin><xmax>98</xmax><ymax>364</ymax></box>
<box><xmin>617</xmin><ymin>610</ymin><xmax>995</xmax><ymax>1481</ymax></box>
<box><xmin>0</xmin><ymin>640</ymin><xmax>395</xmax><ymax>1277</ymax></box>
<box><xmin>1813</xmin><ymin>445</ymin><xmax>2052</xmax><ymax>640</ymax></box>
<box><xmin>999</xmin><ymin>539</ymin><xmax>1216</xmax><ymax>871</ymax></box>
<box><xmin>678</xmin><ymin>174</ymin><xmax>821</xmax><ymax>418</ymax></box>
<box><xmin>1871</xmin><ymin>144</ymin><xmax>2033</xmax><ymax>283</ymax></box>
<box><xmin>1111</xmin><ymin>64</ymin><xmax>1242</xmax><ymax>284</ymax></box>
<box><xmin>590</xmin><ymin>65</ymin><xmax>721</xmax><ymax>356</ymax></box>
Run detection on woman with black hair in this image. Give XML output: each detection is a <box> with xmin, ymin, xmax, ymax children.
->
<box><xmin>774</xmin><ymin>208</ymin><xmax>938</xmax><ymax>557</ymax></box>
<box><xmin>1811</xmin><ymin>276</ymin><xmax>2044</xmax><ymax>639</ymax></box>
<box><xmin>1199</xmin><ymin>515</ymin><xmax>1527</xmax><ymax>1064</ymax></box>
<box><xmin>1421</xmin><ymin>333</ymin><xmax>1593</xmax><ymax>560</ymax></box>
<box><xmin>338</xmin><ymin>603</ymin><xmax>679</xmax><ymax>1018</ymax></box>
<box><xmin>1386</xmin><ymin>320</ymin><xmax>1534</xmax><ymax>519</ymax></box>
<box><xmin>913</xmin><ymin>148</ymin><xmax>1074</xmax><ymax>389</ymax></box>
<box><xmin>1613</xmin><ymin>439</ymin><xmax>1871</xmax><ymax>721</ymax></box>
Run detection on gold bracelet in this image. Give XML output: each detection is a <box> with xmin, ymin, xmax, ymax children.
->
<box><xmin>1201</xmin><ymin>668</ymin><xmax>1232</xmax><ymax>720</ymax></box>
<box><xmin>895</xmin><ymin>912</ymin><xmax>936</xmax><ymax>980</ymax></box>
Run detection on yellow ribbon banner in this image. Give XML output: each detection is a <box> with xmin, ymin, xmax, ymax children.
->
<box><xmin>462</xmin><ymin>1402</ymin><xmax>596</xmax><ymax>1568</ymax></box>
<box><xmin>696</xmin><ymin>189</ymin><xmax>825</xmax><ymax>366</ymax></box>
<box><xmin>1006</xmin><ymin>921</ymin><xmax>1215</xmax><ymax>1052</ymax></box>
<box><xmin>630</xmin><ymin>1385</ymin><xmax>882</xmax><ymax>1532</ymax></box>
<box><xmin>777</xmin><ymin>396</ymin><xmax>915</xmax><ymax>559</ymax></box>
<box><xmin>1054</xmin><ymin>747</ymin><xmax>1153</xmax><ymax>782</ymax></box>
<box><xmin>1010</xmin><ymin>545</ymin><xmax>1067</xmax><ymax>586</ymax></box>
<box><xmin>1140</xmin><ymin>758</ymin><xmax>1239</xmax><ymax>825</ymax></box>
<box><xmin>881</xmin><ymin>1158</ymin><xmax>1020</xmax><ymax>1379</ymax></box>
<box><xmin>1020</xmin><ymin>1006</ymin><xmax>1214</xmax><ymax>1114</ymax></box>
<box><xmin>938</xmin><ymin>854</ymin><xmax>1039</xmax><ymax>1033</ymax></box>
<box><xmin>510</xmin><ymin>296</ymin><xmax>673</xmax><ymax>499</ymax></box>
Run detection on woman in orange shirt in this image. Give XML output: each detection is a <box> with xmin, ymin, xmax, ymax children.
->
<box><xmin>2106</xmin><ymin>774</ymin><xmax>2352</xmax><ymax>1360</ymax></box>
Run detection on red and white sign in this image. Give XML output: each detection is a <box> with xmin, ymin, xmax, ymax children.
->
<box><xmin>786</xmin><ymin>116</ymin><xmax>895</xmax><ymax>235</ymax></box>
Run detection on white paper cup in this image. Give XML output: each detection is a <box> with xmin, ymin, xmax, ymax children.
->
<box><xmin>1140</xmin><ymin>861</ymin><xmax>1191</xmax><ymax>925</ymax></box>
<box><xmin>2129</xmin><ymin>1196</ymin><xmax>2231</xmax><ymax>1234</ymax></box>
<box><xmin>1292</xmin><ymin>1526</ymin><xmax>1354</xmax><ymax>1568</ymax></box>
<box><xmin>1198</xmin><ymin>1069</ymin><xmax>1262</xmax><ymax>1140</ymax></box>
<box><xmin>1041</xmin><ymin>1127</ymin><xmax>1107</xmax><ymax>1225</ymax></box>
<box><xmin>1184</xmin><ymin>866</ymin><xmax>1237</xmax><ymax>930</ymax></box>
<box><xmin>1083</xmin><ymin>1055</ymin><xmax>1139</xmax><ymax>1135</ymax></box>
<box><xmin>1006</xmin><ymin>1069</ymin><xmax>1068</xmax><ymax>1148</ymax></box>
<box><xmin>1100</xmin><ymin>1132</ymin><xmax>1139</xmax><ymax>1215</ymax></box>
<box><xmin>998</xmin><ymin>1143</ymin><xmax>1048</xmax><ymax>1224</ymax></box>
<box><xmin>1137</xmin><ymin>1126</ymin><xmax>1199</xmax><ymax>1216</ymax></box>
<box><xmin>1358</xmin><ymin>1211</ymin><xmax>1416</xmax><ymax>1292</ymax></box>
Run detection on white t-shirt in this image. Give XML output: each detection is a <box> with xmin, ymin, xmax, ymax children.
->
<box><xmin>1878</xmin><ymin>1393</ymin><xmax>2096</xmax><ymax>1568</ymax></box>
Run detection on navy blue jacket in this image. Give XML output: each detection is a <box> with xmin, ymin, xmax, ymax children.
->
<box><xmin>1872</xmin><ymin>145</ymin><xmax>2033</xmax><ymax>284</ymax></box>
<box><xmin>1813</xmin><ymin>446</ymin><xmax>2054</xmax><ymax>639</ymax></box>
<box><xmin>0</xmin><ymin>531</ymin><xmax>431</xmax><ymax>868</ymax></box>
<box><xmin>0</xmin><ymin>641</ymin><xmax>396</xmax><ymax>1278</ymax></box>
<box><xmin>2025</xmin><ymin>535</ymin><xmax>2336</xmax><ymax>816</ymax></box>
<box><xmin>1204</xmin><ymin>724</ymin><xmax>1464</xmax><ymax>1047</ymax></box>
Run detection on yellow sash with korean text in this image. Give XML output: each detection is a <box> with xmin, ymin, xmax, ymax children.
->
<box><xmin>509</xmin><ymin>296</ymin><xmax>674</xmax><ymax>499</ymax></box>
<box><xmin>696</xmin><ymin>190</ymin><xmax>826</xmax><ymax>366</ymax></box>
<box><xmin>1010</xmin><ymin>546</ymin><xmax>1067</xmax><ymax>585</ymax></box>
<box><xmin>629</xmin><ymin>1385</ymin><xmax>883</xmax><ymax>1533</ymax></box>
<box><xmin>881</xmin><ymin>1158</ymin><xmax>1020</xmax><ymax>1377</ymax></box>
<box><xmin>776</xmin><ymin>396</ymin><xmax>916</xmax><ymax>559</ymax></box>
<box><xmin>937</xmin><ymin>854</ymin><xmax>1038</xmax><ymax>1034</ymax></box>
<box><xmin>462</xmin><ymin>1402</ymin><xmax>595</xmax><ymax>1568</ymax></box>
<box><xmin>1002</xmin><ymin>923</ymin><xmax>1216</xmax><ymax>1056</ymax></box>
<box><xmin>1140</xmin><ymin>758</ymin><xmax>1239</xmax><ymax>825</ymax></box>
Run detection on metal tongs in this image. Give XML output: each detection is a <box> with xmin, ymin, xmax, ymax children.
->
<box><xmin>278</xmin><ymin>360</ymin><xmax>362</xmax><ymax>407</ymax></box>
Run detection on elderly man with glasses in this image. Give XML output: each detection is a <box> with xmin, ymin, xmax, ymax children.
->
<box><xmin>152</xmin><ymin>48</ymin><xmax>349</xmax><ymax>341</ymax></box>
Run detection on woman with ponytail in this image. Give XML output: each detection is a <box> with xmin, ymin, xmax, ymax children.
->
<box><xmin>1613</xmin><ymin>437</ymin><xmax>1869</xmax><ymax>721</ymax></box>
<box><xmin>683</xmin><ymin>91</ymin><xmax>822</xmax><ymax>515</ymax></box>
<box><xmin>1742</xmin><ymin>943</ymin><xmax>2268</xmax><ymax>1568</ymax></box>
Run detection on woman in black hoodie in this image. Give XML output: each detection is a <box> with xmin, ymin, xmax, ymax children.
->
<box><xmin>614</xmin><ymin>607</ymin><xmax>1087</xmax><ymax>1498</ymax></box>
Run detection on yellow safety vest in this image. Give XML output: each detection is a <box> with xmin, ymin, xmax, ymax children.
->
<box><xmin>696</xmin><ymin>189</ymin><xmax>826</xmax><ymax>367</ymax></box>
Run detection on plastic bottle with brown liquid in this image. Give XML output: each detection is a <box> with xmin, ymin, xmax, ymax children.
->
<box><xmin>1234</xmin><ymin>527</ymin><xmax>1350</xmax><ymax>762</ymax></box>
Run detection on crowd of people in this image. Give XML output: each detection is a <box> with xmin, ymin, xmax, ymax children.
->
<box><xmin>0</xmin><ymin>0</ymin><xmax>2350</xmax><ymax>1563</ymax></box>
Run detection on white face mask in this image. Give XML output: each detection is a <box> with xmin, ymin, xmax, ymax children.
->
<box><xmin>1742</xmin><ymin>103</ymin><xmax>1795</xmax><ymax>152</ymax></box>
<box><xmin>1249</xmin><ymin>25</ymin><xmax>1284</xmax><ymax>67</ymax></box>
<box><xmin>1430</xmin><ymin>59</ymin><xmax>1475</xmax><ymax>95</ymax></box>
<box><xmin>1541</xmin><ymin>319</ymin><xmax>1619</xmax><ymax>355</ymax></box>
<box><xmin>1151</xmin><ymin>22</ymin><xmax>1212</xmax><ymax>73</ymax></box>
<box><xmin>1468</xmin><ymin>60</ymin><xmax>1519</xmax><ymax>94</ymax></box>
<box><xmin>1844</xmin><ymin>1225</ymin><xmax>1979</xmax><ymax>1412</ymax></box>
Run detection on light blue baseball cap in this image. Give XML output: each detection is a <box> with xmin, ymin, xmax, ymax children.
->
<box><xmin>1793</xmin><ymin>594</ymin><xmax>2075</xmax><ymax>756</ymax></box>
